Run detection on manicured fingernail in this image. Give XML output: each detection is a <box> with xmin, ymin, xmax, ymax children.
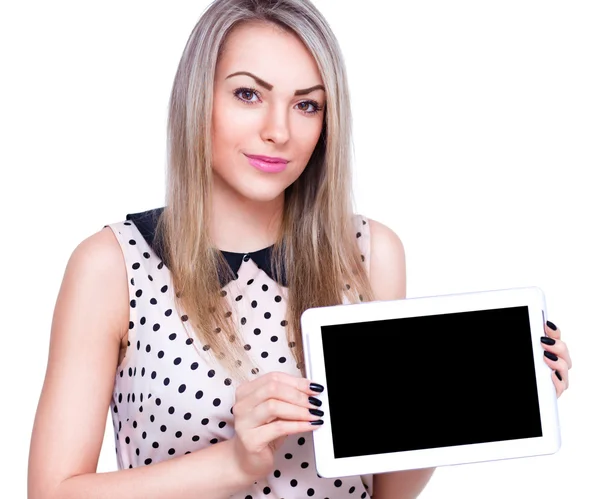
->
<box><xmin>555</xmin><ymin>370</ymin><xmax>563</xmax><ymax>381</ymax></box>
<box><xmin>546</xmin><ymin>320</ymin><xmax>557</xmax><ymax>331</ymax></box>
<box><xmin>309</xmin><ymin>383</ymin><xmax>324</xmax><ymax>392</ymax></box>
<box><xmin>308</xmin><ymin>396</ymin><xmax>322</xmax><ymax>407</ymax></box>
<box><xmin>310</xmin><ymin>419</ymin><xmax>324</xmax><ymax>426</ymax></box>
<box><xmin>309</xmin><ymin>408</ymin><xmax>324</xmax><ymax>417</ymax></box>
<box><xmin>540</xmin><ymin>336</ymin><xmax>556</xmax><ymax>345</ymax></box>
<box><xmin>544</xmin><ymin>351</ymin><xmax>559</xmax><ymax>361</ymax></box>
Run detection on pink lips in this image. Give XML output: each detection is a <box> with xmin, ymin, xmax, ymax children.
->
<box><xmin>245</xmin><ymin>154</ymin><xmax>289</xmax><ymax>173</ymax></box>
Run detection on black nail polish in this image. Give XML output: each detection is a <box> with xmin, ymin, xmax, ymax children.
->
<box><xmin>308</xmin><ymin>396</ymin><xmax>322</xmax><ymax>407</ymax></box>
<box><xmin>309</xmin><ymin>408</ymin><xmax>324</xmax><ymax>417</ymax></box>
<box><xmin>310</xmin><ymin>419</ymin><xmax>324</xmax><ymax>426</ymax></box>
<box><xmin>309</xmin><ymin>383</ymin><xmax>324</xmax><ymax>393</ymax></box>
<box><xmin>555</xmin><ymin>370</ymin><xmax>563</xmax><ymax>381</ymax></box>
<box><xmin>544</xmin><ymin>351</ymin><xmax>559</xmax><ymax>361</ymax></box>
<box><xmin>546</xmin><ymin>320</ymin><xmax>557</xmax><ymax>331</ymax></box>
<box><xmin>540</xmin><ymin>336</ymin><xmax>556</xmax><ymax>345</ymax></box>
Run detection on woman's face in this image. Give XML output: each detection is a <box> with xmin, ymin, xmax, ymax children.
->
<box><xmin>211</xmin><ymin>22</ymin><xmax>326</xmax><ymax>203</ymax></box>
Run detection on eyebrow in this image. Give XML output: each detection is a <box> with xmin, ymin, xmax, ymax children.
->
<box><xmin>225</xmin><ymin>71</ymin><xmax>325</xmax><ymax>96</ymax></box>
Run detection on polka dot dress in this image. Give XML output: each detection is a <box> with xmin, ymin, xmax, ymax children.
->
<box><xmin>105</xmin><ymin>208</ymin><xmax>373</xmax><ymax>499</ymax></box>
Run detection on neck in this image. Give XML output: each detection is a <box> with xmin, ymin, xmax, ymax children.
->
<box><xmin>209</xmin><ymin>174</ymin><xmax>284</xmax><ymax>253</ymax></box>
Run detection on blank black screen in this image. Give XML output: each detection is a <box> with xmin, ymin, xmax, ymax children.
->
<box><xmin>321</xmin><ymin>306</ymin><xmax>542</xmax><ymax>458</ymax></box>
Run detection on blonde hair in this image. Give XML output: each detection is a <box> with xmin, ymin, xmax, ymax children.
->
<box><xmin>156</xmin><ymin>0</ymin><xmax>374</xmax><ymax>380</ymax></box>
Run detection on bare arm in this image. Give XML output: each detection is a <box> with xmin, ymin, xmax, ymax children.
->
<box><xmin>27</xmin><ymin>227</ymin><xmax>256</xmax><ymax>499</ymax></box>
<box><xmin>368</xmin><ymin>219</ymin><xmax>435</xmax><ymax>498</ymax></box>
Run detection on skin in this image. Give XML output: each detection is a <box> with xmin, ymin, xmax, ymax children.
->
<box><xmin>209</xmin><ymin>21</ymin><xmax>326</xmax><ymax>253</ymax></box>
<box><xmin>27</xmin><ymin>21</ymin><xmax>572</xmax><ymax>499</ymax></box>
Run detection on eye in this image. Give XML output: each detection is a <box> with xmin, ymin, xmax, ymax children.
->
<box><xmin>233</xmin><ymin>87</ymin><xmax>323</xmax><ymax>116</ymax></box>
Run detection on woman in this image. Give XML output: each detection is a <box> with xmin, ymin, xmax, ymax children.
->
<box><xmin>27</xmin><ymin>0</ymin><xmax>572</xmax><ymax>498</ymax></box>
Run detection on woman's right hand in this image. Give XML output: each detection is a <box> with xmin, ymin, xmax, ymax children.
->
<box><xmin>231</xmin><ymin>371</ymin><xmax>325</xmax><ymax>479</ymax></box>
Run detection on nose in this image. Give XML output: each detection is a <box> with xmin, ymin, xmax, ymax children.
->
<box><xmin>260</xmin><ymin>103</ymin><xmax>290</xmax><ymax>145</ymax></box>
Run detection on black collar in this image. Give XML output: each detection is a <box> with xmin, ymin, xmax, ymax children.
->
<box><xmin>125</xmin><ymin>207</ymin><xmax>287</xmax><ymax>287</ymax></box>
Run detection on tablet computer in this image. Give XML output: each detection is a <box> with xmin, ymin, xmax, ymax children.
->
<box><xmin>300</xmin><ymin>286</ymin><xmax>561</xmax><ymax>478</ymax></box>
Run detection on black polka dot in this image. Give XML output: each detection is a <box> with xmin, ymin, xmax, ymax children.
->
<box><xmin>208</xmin><ymin>370</ymin><xmax>215</xmax><ymax>378</ymax></box>
<box><xmin>152</xmin><ymin>441</ymin><xmax>159</xmax><ymax>449</ymax></box>
<box><xmin>186</xmin><ymin>338</ymin><xmax>194</xmax><ymax>345</ymax></box>
<box><xmin>151</xmin><ymin>371</ymin><xmax>157</xmax><ymax>379</ymax></box>
<box><xmin>145</xmin><ymin>344</ymin><xmax>151</xmax><ymax>353</ymax></box>
<box><xmin>181</xmin><ymin>314</ymin><xmax>188</xmax><ymax>321</ymax></box>
<box><xmin>165</xmin><ymin>309</ymin><xmax>172</xmax><ymax>316</ymax></box>
<box><xmin>161</xmin><ymin>285</ymin><xmax>168</xmax><ymax>293</ymax></box>
<box><xmin>274</xmin><ymin>470</ymin><xmax>281</xmax><ymax>478</ymax></box>
<box><xmin>349</xmin><ymin>486</ymin><xmax>356</xmax><ymax>493</ymax></box>
<box><xmin>191</xmin><ymin>362</ymin><xmax>199</xmax><ymax>370</ymax></box>
<box><xmin>210</xmin><ymin>438</ymin><xmax>218</xmax><ymax>444</ymax></box>
<box><xmin>168</xmin><ymin>406</ymin><xmax>175</xmax><ymax>415</ymax></box>
<box><xmin>275</xmin><ymin>295</ymin><xmax>282</xmax><ymax>302</ymax></box>
<box><xmin>144</xmin><ymin>458</ymin><xmax>152</xmax><ymax>465</ymax></box>
<box><xmin>158</xmin><ymin>351</ymin><xmax>164</xmax><ymax>359</ymax></box>
<box><xmin>135</xmin><ymin>289</ymin><xmax>143</xmax><ymax>298</ymax></box>
<box><xmin>195</xmin><ymin>390</ymin><xmax>203</xmax><ymax>399</ymax></box>
<box><xmin>235</xmin><ymin>295</ymin><xmax>243</xmax><ymax>301</ymax></box>
<box><xmin>201</xmin><ymin>418</ymin><xmax>209</xmax><ymax>425</ymax></box>
<box><xmin>263</xmin><ymin>487</ymin><xmax>271</xmax><ymax>494</ymax></box>
<box><xmin>361</xmin><ymin>493</ymin><xmax>367</xmax><ymax>498</ymax></box>
<box><xmin>155</xmin><ymin>398</ymin><xmax>161</xmax><ymax>406</ymax></box>
<box><xmin>285</xmin><ymin>453</ymin><xmax>293</xmax><ymax>459</ymax></box>
<box><xmin>213</xmin><ymin>398</ymin><xmax>221</xmax><ymax>407</ymax></box>
<box><xmin>261</xmin><ymin>351</ymin><xmax>269</xmax><ymax>358</ymax></box>
<box><xmin>184</xmin><ymin>412</ymin><xmax>192</xmax><ymax>420</ymax></box>
<box><xmin>150</xmin><ymin>298</ymin><xmax>157</xmax><ymax>305</ymax></box>
<box><xmin>264</xmin><ymin>312</ymin><xmax>271</xmax><ymax>319</ymax></box>
<box><xmin>244</xmin><ymin>344</ymin><xmax>251</xmax><ymax>350</ymax></box>
<box><xmin>163</xmin><ymin>378</ymin><xmax>170</xmax><ymax>386</ymax></box>
<box><xmin>298</xmin><ymin>437</ymin><xmax>305</xmax><ymax>445</ymax></box>
<box><xmin>178</xmin><ymin>384</ymin><xmax>186</xmax><ymax>393</ymax></box>
<box><xmin>132</xmin><ymin>263</ymin><xmax>140</xmax><ymax>270</ymax></box>
<box><xmin>241</xmin><ymin>317</ymin><xmax>247</xmax><ymax>325</ymax></box>
<box><xmin>224</xmin><ymin>378</ymin><xmax>232</xmax><ymax>386</ymax></box>
<box><xmin>168</xmin><ymin>333</ymin><xmax>176</xmax><ymax>340</ymax></box>
<box><xmin>174</xmin><ymin>357</ymin><xmax>182</xmax><ymax>365</ymax></box>
<box><xmin>270</xmin><ymin>336</ymin><xmax>278</xmax><ymax>342</ymax></box>
<box><xmin>281</xmin><ymin>320</ymin><xmax>288</xmax><ymax>326</ymax></box>
<box><xmin>254</xmin><ymin>328</ymin><xmax>261</xmax><ymax>335</ymax></box>
<box><xmin>160</xmin><ymin>425</ymin><xmax>167</xmax><ymax>432</ymax></box>
<box><xmin>175</xmin><ymin>431</ymin><xmax>182</xmax><ymax>438</ymax></box>
<box><xmin>262</xmin><ymin>284</ymin><xmax>269</xmax><ymax>291</ymax></box>
<box><xmin>334</xmin><ymin>479</ymin><xmax>342</xmax><ymax>487</ymax></box>
<box><xmin>301</xmin><ymin>462</ymin><xmax>309</xmax><ymax>469</ymax></box>
<box><xmin>218</xmin><ymin>421</ymin><xmax>227</xmax><ymax>428</ymax></box>
<box><xmin>307</xmin><ymin>489</ymin><xmax>314</xmax><ymax>496</ymax></box>
<box><xmin>290</xmin><ymin>479</ymin><xmax>298</xmax><ymax>487</ymax></box>
<box><xmin>278</xmin><ymin>357</ymin><xmax>286</xmax><ymax>363</ymax></box>
<box><xmin>168</xmin><ymin>448</ymin><xmax>176</xmax><ymax>455</ymax></box>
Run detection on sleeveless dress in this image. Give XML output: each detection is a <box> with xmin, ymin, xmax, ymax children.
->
<box><xmin>105</xmin><ymin>207</ymin><xmax>373</xmax><ymax>499</ymax></box>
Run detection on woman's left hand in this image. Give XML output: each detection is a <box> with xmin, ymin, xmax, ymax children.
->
<box><xmin>540</xmin><ymin>320</ymin><xmax>572</xmax><ymax>398</ymax></box>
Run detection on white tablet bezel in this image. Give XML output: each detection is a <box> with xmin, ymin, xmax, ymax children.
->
<box><xmin>301</xmin><ymin>286</ymin><xmax>561</xmax><ymax>478</ymax></box>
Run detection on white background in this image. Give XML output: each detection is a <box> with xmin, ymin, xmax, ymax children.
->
<box><xmin>1</xmin><ymin>1</ymin><xmax>598</xmax><ymax>497</ymax></box>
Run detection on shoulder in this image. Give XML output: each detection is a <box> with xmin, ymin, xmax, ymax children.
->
<box><xmin>367</xmin><ymin>218</ymin><xmax>406</xmax><ymax>301</ymax></box>
<box><xmin>63</xmin><ymin>226</ymin><xmax>129</xmax><ymax>338</ymax></box>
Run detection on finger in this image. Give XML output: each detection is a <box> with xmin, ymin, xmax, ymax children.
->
<box><xmin>235</xmin><ymin>379</ymin><xmax>321</xmax><ymax>418</ymax></box>
<box><xmin>539</xmin><ymin>337</ymin><xmax>572</xmax><ymax>369</ymax></box>
<box><xmin>543</xmin><ymin>354</ymin><xmax>569</xmax><ymax>389</ymax></box>
<box><xmin>240</xmin><ymin>419</ymin><xmax>323</xmax><ymax>454</ymax></box>
<box><xmin>236</xmin><ymin>371</ymin><xmax>323</xmax><ymax>401</ymax></box>
<box><xmin>545</xmin><ymin>320</ymin><xmax>561</xmax><ymax>340</ymax></box>
<box><xmin>241</xmin><ymin>398</ymin><xmax>324</xmax><ymax>430</ymax></box>
<box><xmin>550</xmin><ymin>369</ymin><xmax>565</xmax><ymax>398</ymax></box>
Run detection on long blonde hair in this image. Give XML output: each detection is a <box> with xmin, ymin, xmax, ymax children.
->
<box><xmin>156</xmin><ymin>0</ymin><xmax>374</xmax><ymax>380</ymax></box>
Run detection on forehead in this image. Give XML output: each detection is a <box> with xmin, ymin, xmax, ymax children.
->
<box><xmin>217</xmin><ymin>22</ymin><xmax>323</xmax><ymax>86</ymax></box>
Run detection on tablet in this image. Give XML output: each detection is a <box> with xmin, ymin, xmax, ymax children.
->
<box><xmin>300</xmin><ymin>286</ymin><xmax>561</xmax><ymax>478</ymax></box>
